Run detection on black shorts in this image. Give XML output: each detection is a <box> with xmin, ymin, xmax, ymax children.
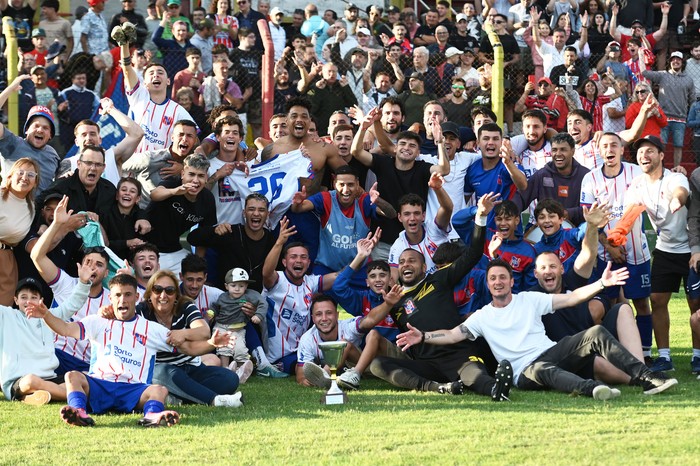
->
<box><xmin>10</xmin><ymin>375</ymin><xmax>63</xmax><ymax>400</ymax></box>
<box><xmin>650</xmin><ymin>249</ymin><xmax>691</xmax><ymax>294</ymax></box>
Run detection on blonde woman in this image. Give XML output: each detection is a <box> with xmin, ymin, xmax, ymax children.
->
<box><xmin>625</xmin><ymin>83</ymin><xmax>666</xmax><ymax>139</ymax></box>
<box><xmin>0</xmin><ymin>158</ymin><xmax>40</xmax><ymax>305</ymax></box>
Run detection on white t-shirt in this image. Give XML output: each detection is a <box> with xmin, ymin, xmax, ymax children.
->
<box><xmin>297</xmin><ymin>317</ymin><xmax>365</xmax><ymax>366</ymax></box>
<box><xmin>625</xmin><ymin>169</ymin><xmax>690</xmax><ymax>253</ymax></box>
<box><xmin>389</xmin><ymin>219</ymin><xmax>450</xmax><ymax>275</ymax></box>
<box><xmin>418</xmin><ymin>151</ymin><xmax>480</xmax><ymax>240</ymax></box>
<box><xmin>264</xmin><ymin>271</ymin><xmax>322</xmax><ymax>363</ymax></box>
<box><xmin>49</xmin><ymin>269</ymin><xmax>110</xmax><ymax>363</ymax></box>
<box><xmin>580</xmin><ymin>162</ymin><xmax>650</xmax><ymax>264</ymax></box>
<box><xmin>465</xmin><ymin>292</ymin><xmax>555</xmax><ymax>383</ymax></box>
<box><xmin>79</xmin><ymin>314</ymin><xmax>174</xmax><ymax>384</ymax></box>
<box><xmin>536</xmin><ymin>41</ymin><xmax>581</xmax><ymax>77</ymax></box>
<box><xmin>126</xmin><ymin>80</ymin><xmax>195</xmax><ymax>153</ymax></box>
<box><xmin>602</xmin><ymin>97</ymin><xmax>625</xmax><ymax>134</ymax></box>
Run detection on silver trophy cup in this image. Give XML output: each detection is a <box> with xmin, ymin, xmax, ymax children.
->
<box><xmin>319</xmin><ymin>341</ymin><xmax>349</xmax><ymax>405</ymax></box>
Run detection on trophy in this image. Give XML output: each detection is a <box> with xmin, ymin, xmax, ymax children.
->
<box><xmin>318</xmin><ymin>341</ymin><xmax>348</xmax><ymax>405</ymax></box>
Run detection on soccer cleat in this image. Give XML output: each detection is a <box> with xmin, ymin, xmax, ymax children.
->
<box><xmin>691</xmin><ymin>357</ymin><xmax>700</xmax><ymax>375</ymax></box>
<box><xmin>303</xmin><ymin>362</ymin><xmax>332</xmax><ymax>389</ymax></box>
<box><xmin>213</xmin><ymin>392</ymin><xmax>244</xmax><ymax>408</ymax></box>
<box><xmin>121</xmin><ymin>22</ymin><xmax>137</xmax><ymax>44</ymax></box>
<box><xmin>110</xmin><ymin>25</ymin><xmax>126</xmax><ymax>46</ymax></box>
<box><xmin>337</xmin><ymin>368</ymin><xmax>361</xmax><ymax>390</ymax></box>
<box><xmin>648</xmin><ymin>357</ymin><xmax>674</xmax><ymax>373</ymax></box>
<box><xmin>22</xmin><ymin>390</ymin><xmax>51</xmax><ymax>406</ymax></box>
<box><xmin>138</xmin><ymin>410</ymin><xmax>180</xmax><ymax>427</ymax></box>
<box><xmin>60</xmin><ymin>405</ymin><xmax>95</xmax><ymax>427</ymax></box>
<box><xmin>236</xmin><ymin>360</ymin><xmax>254</xmax><ymax>384</ymax></box>
<box><xmin>592</xmin><ymin>385</ymin><xmax>621</xmax><ymax>401</ymax></box>
<box><xmin>437</xmin><ymin>380</ymin><xmax>465</xmax><ymax>395</ymax></box>
<box><xmin>256</xmin><ymin>365</ymin><xmax>289</xmax><ymax>378</ymax></box>
<box><xmin>638</xmin><ymin>373</ymin><xmax>678</xmax><ymax>395</ymax></box>
<box><xmin>491</xmin><ymin>359</ymin><xmax>513</xmax><ymax>402</ymax></box>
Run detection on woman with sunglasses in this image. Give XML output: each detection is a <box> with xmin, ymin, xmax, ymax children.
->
<box><xmin>625</xmin><ymin>83</ymin><xmax>667</xmax><ymax>139</ymax></box>
<box><xmin>135</xmin><ymin>270</ymin><xmax>242</xmax><ymax>407</ymax></box>
<box><xmin>0</xmin><ymin>158</ymin><xmax>40</xmax><ymax>305</ymax></box>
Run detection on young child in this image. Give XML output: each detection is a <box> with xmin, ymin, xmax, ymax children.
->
<box><xmin>210</xmin><ymin>268</ymin><xmax>266</xmax><ymax>383</ymax></box>
<box><xmin>532</xmin><ymin>199</ymin><xmax>585</xmax><ymax>273</ymax></box>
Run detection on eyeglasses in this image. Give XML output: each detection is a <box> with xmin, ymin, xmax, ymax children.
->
<box><xmin>236</xmin><ymin>0</ymin><xmax>247</xmax><ymax>3</ymax></box>
<box><xmin>79</xmin><ymin>160</ymin><xmax>106</xmax><ymax>169</ymax></box>
<box><xmin>635</xmin><ymin>90</ymin><xmax>649</xmax><ymax>95</ymax></box>
<box><xmin>153</xmin><ymin>285</ymin><xmax>177</xmax><ymax>295</ymax></box>
<box><xmin>452</xmin><ymin>84</ymin><xmax>465</xmax><ymax>89</ymax></box>
<box><xmin>15</xmin><ymin>169</ymin><xmax>37</xmax><ymax>179</ymax></box>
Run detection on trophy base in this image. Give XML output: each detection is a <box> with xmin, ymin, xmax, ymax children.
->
<box><xmin>321</xmin><ymin>392</ymin><xmax>348</xmax><ymax>405</ymax></box>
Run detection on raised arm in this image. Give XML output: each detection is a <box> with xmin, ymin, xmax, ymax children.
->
<box><xmin>262</xmin><ymin>216</ymin><xmax>295</xmax><ymax>290</ymax></box>
<box><xmin>430</xmin><ymin>118</ymin><xmax>450</xmax><ymax>176</ymax></box>
<box><xmin>428</xmin><ymin>173</ymin><xmax>453</xmax><ymax>231</ymax></box>
<box><xmin>351</xmin><ymin>108</ymin><xmax>380</xmax><ymax>166</ymax></box>
<box><xmin>530</xmin><ymin>7</ymin><xmax>543</xmax><ymax>47</ymax></box>
<box><xmin>573</xmin><ymin>202</ymin><xmax>611</xmax><ymax>279</ymax></box>
<box><xmin>552</xmin><ymin>261</ymin><xmax>629</xmax><ymax>310</ymax></box>
<box><xmin>620</xmin><ymin>93</ymin><xmax>652</xmax><ymax>145</ymax></box>
<box><xmin>359</xmin><ymin>284</ymin><xmax>402</xmax><ymax>331</ymax></box>
<box><xmin>30</xmin><ymin>196</ymin><xmax>74</xmax><ymax>283</ymax></box>
<box><xmin>500</xmin><ymin>140</ymin><xmax>527</xmax><ymax>191</ymax></box>
<box><xmin>395</xmin><ymin>321</ymin><xmax>470</xmax><ymax>352</ymax></box>
<box><xmin>98</xmin><ymin>97</ymin><xmax>144</xmax><ymax>164</ymax></box>
<box><xmin>652</xmin><ymin>2</ymin><xmax>669</xmax><ymax>42</ymax></box>
<box><xmin>608</xmin><ymin>4</ymin><xmax>621</xmax><ymax>42</ymax></box>
<box><xmin>0</xmin><ymin>75</ymin><xmax>32</xmax><ymax>138</ymax></box>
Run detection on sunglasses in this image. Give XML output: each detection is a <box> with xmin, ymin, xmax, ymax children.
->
<box><xmin>153</xmin><ymin>285</ymin><xmax>177</xmax><ymax>295</ymax></box>
<box><xmin>452</xmin><ymin>84</ymin><xmax>465</xmax><ymax>89</ymax></box>
<box><xmin>635</xmin><ymin>90</ymin><xmax>649</xmax><ymax>95</ymax></box>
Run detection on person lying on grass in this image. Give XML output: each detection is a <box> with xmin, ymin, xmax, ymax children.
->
<box><xmin>396</xmin><ymin>258</ymin><xmax>678</xmax><ymax>400</ymax></box>
<box><xmin>25</xmin><ymin>272</ymin><xmax>235</xmax><ymax>428</ymax></box>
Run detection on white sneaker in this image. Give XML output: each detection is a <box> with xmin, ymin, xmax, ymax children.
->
<box><xmin>213</xmin><ymin>392</ymin><xmax>244</xmax><ymax>408</ymax></box>
<box><xmin>228</xmin><ymin>361</ymin><xmax>238</xmax><ymax>372</ymax></box>
<box><xmin>236</xmin><ymin>360</ymin><xmax>254</xmax><ymax>384</ymax></box>
<box><xmin>592</xmin><ymin>385</ymin><xmax>621</xmax><ymax>401</ymax></box>
<box><xmin>303</xmin><ymin>362</ymin><xmax>331</xmax><ymax>389</ymax></box>
<box><xmin>337</xmin><ymin>368</ymin><xmax>361</xmax><ymax>390</ymax></box>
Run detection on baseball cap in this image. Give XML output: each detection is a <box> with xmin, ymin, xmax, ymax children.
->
<box><xmin>195</xmin><ymin>18</ymin><xmax>215</xmax><ymax>30</ymax></box>
<box><xmin>440</xmin><ymin>121</ymin><xmax>460</xmax><ymax>138</ymax></box>
<box><xmin>630</xmin><ymin>19</ymin><xmax>644</xmax><ymax>27</ymax></box>
<box><xmin>387</xmin><ymin>5</ymin><xmax>399</xmax><ymax>14</ymax></box>
<box><xmin>538</xmin><ymin>77</ymin><xmax>552</xmax><ymax>85</ymax></box>
<box><xmin>46</xmin><ymin>41</ymin><xmax>67</xmax><ymax>60</ymax></box>
<box><xmin>270</xmin><ymin>6</ymin><xmax>284</xmax><ymax>16</ymax></box>
<box><xmin>167</xmin><ymin>0</ymin><xmax>181</xmax><ymax>5</ymax></box>
<box><xmin>445</xmin><ymin>47</ymin><xmax>462</xmax><ymax>58</ymax></box>
<box><xmin>456</xmin><ymin>13</ymin><xmax>468</xmax><ymax>22</ymax></box>
<box><xmin>632</xmin><ymin>135</ymin><xmax>664</xmax><ymax>152</ymax></box>
<box><xmin>463</xmin><ymin>47</ymin><xmax>476</xmax><ymax>55</ymax></box>
<box><xmin>346</xmin><ymin>3</ymin><xmax>358</xmax><ymax>11</ymax></box>
<box><xmin>24</xmin><ymin>105</ymin><xmax>55</xmax><ymax>138</ymax></box>
<box><xmin>86</xmin><ymin>0</ymin><xmax>104</xmax><ymax>6</ymax></box>
<box><xmin>356</xmin><ymin>27</ymin><xmax>371</xmax><ymax>36</ymax></box>
<box><xmin>225</xmin><ymin>268</ymin><xmax>255</xmax><ymax>284</ymax></box>
<box><xmin>670</xmin><ymin>51</ymin><xmax>684</xmax><ymax>60</ymax></box>
<box><xmin>30</xmin><ymin>65</ymin><xmax>45</xmax><ymax>74</ymax></box>
<box><xmin>608</xmin><ymin>41</ymin><xmax>620</xmax><ymax>51</ymax></box>
<box><xmin>409</xmin><ymin>71</ymin><xmax>424</xmax><ymax>81</ymax></box>
<box><xmin>15</xmin><ymin>277</ymin><xmax>43</xmax><ymax>296</ymax></box>
<box><xmin>347</xmin><ymin>47</ymin><xmax>367</xmax><ymax>57</ymax></box>
<box><xmin>31</xmin><ymin>28</ymin><xmax>46</xmax><ymax>38</ymax></box>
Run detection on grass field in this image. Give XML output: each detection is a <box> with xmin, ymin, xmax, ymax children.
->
<box><xmin>2</xmin><ymin>296</ymin><xmax>700</xmax><ymax>465</ymax></box>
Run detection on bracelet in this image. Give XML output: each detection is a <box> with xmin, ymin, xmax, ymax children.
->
<box><xmin>598</xmin><ymin>280</ymin><xmax>605</xmax><ymax>290</ymax></box>
<box><xmin>420</xmin><ymin>330</ymin><xmax>426</xmax><ymax>344</ymax></box>
<box><xmin>119</xmin><ymin>57</ymin><xmax>132</xmax><ymax>67</ymax></box>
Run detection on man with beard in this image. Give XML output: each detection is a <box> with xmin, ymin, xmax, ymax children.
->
<box><xmin>609</xmin><ymin>3</ymin><xmax>668</xmax><ymax>63</ymax></box>
<box><xmin>516</xmin><ymin>109</ymin><xmax>553</xmax><ymax>179</ymax></box>
<box><xmin>331</xmin><ymin>124</ymin><xmax>369</xmax><ymax>189</ymax></box>
<box><xmin>114</xmin><ymin>22</ymin><xmax>195</xmax><ymax>152</ymax></box>
<box><xmin>580</xmin><ymin>133</ymin><xmax>653</xmax><ymax>363</ymax></box>
<box><xmin>145</xmin><ymin>154</ymin><xmax>216</xmax><ymax>274</ymax></box>
<box><xmin>514</xmin><ymin>77</ymin><xmax>573</xmax><ymax>132</ymax></box>
<box><xmin>121</xmin><ymin>120</ymin><xmax>198</xmax><ymax>208</ymax></box>
<box><xmin>443</xmin><ymin>77</ymin><xmax>471</xmax><ymax>126</ymax></box>
<box><xmin>414</xmin><ymin>9</ymin><xmax>439</xmax><ymax>46</ymax></box>
<box><xmin>362</xmin><ymin>70</ymin><xmax>403</xmax><ymax>115</ymax></box>
<box><xmin>31</xmin><ymin>195</ymin><xmax>112</xmax><ymax>374</ymax></box>
<box><xmin>515</xmin><ymin>132</ymin><xmax>588</xmax><ymax>227</ymax></box>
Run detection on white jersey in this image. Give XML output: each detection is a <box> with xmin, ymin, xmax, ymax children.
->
<box><xmin>574</xmin><ymin>139</ymin><xmax>603</xmax><ymax>171</ymax></box>
<box><xmin>191</xmin><ymin>284</ymin><xmax>225</xmax><ymax>316</ymax></box>
<box><xmin>229</xmin><ymin>150</ymin><xmax>314</xmax><ymax>229</ymax></box>
<box><xmin>580</xmin><ymin>162</ymin><xmax>650</xmax><ymax>265</ymax></box>
<box><xmin>126</xmin><ymin>80</ymin><xmax>195</xmax><ymax>153</ymax></box>
<box><xmin>67</xmin><ymin>148</ymin><xmax>120</xmax><ymax>186</ymax></box>
<box><xmin>466</xmin><ymin>292</ymin><xmax>555</xmax><ymax>383</ymax></box>
<box><xmin>388</xmin><ymin>220</ymin><xmax>450</xmax><ymax>275</ymax></box>
<box><xmin>519</xmin><ymin>140</ymin><xmax>552</xmax><ymax>179</ymax></box>
<box><xmin>49</xmin><ymin>269</ymin><xmax>110</xmax><ymax>363</ymax></box>
<box><xmin>297</xmin><ymin>317</ymin><xmax>365</xmax><ymax>366</ymax></box>
<box><xmin>79</xmin><ymin>314</ymin><xmax>173</xmax><ymax>384</ymax></box>
<box><xmin>264</xmin><ymin>271</ymin><xmax>322</xmax><ymax>363</ymax></box>
<box><xmin>626</xmin><ymin>169</ymin><xmax>690</xmax><ymax>253</ymax></box>
<box><xmin>418</xmin><ymin>151</ymin><xmax>480</xmax><ymax>240</ymax></box>
<box><xmin>209</xmin><ymin>158</ymin><xmax>244</xmax><ymax>225</ymax></box>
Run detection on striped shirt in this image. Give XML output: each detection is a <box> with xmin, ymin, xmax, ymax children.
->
<box><xmin>520</xmin><ymin>140</ymin><xmax>552</xmax><ymax>179</ymax></box>
<box><xmin>580</xmin><ymin>162</ymin><xmax>650</xmax><ymax>265</ymax></box>
<box><xmin>50</xmin><ymin>269</ymin><xmax>109</xmax><ymax>363</ymax></box>
<box><xmin>189</xmin><ymin>284</ymin><xmax>225</xmax><ymax>316</ymax></box>
<box><xmin>126</xmin><ymin>80</ymin><xmax>196</xmax><ymax>153</ymax></box>
<box><xmin>297</xmin><ymin>317</ymin><xmax>365</xmax><ymax>366</ymax></box>
<box><xmin>574</xmin><ymin>138</ymin><xmax>603</xmax><ymax>171</ymax></box>
<box><xmin>264</xmin><ymin>271</ymin><xmax>322</xmax><ymax>363</ymax></box>
<box><xmin>212</xmin><ymin>15</ymin><xmax>239</xmax><ymax>50</ymax></box>
<box><xmin>79</xmin><ymin>314</ymin><xmax>173</xmax><ymax>384</ymax></box>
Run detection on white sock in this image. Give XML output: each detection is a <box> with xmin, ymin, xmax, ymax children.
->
<box><xmin>658</xmin><ymin>348</ymin><xmax>671</xmax><ymax>360</ymax></box>
<box><xmin>252</xmin><ymin>347</ymin><xmax>270</xmax><ymax>369</ymax></box>
<box><xmin>693</xmin><ymin>349</ymin><xmax>700</xmax><ymax>358</ymax></box>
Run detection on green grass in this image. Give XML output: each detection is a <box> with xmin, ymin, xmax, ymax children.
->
<box><xmin>3</xmin><ymin>296</ymin><xmax>700</xmax><ymax>465</ymax></box>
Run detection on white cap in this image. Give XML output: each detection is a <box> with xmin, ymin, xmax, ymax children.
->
<box><xmin>270</xmin><ymin>6</ymin><xmax>284</xmax><ymax>16</ymax></box>
<box><xmin>445</xmin><ymin>47</ymin><xmax>463</xmax><ymax>58</ymax></box>
<box><xmin>456</xmin><ymin>13</ymin><xmax>468</xmax><ymax>22</ymax></box>
<box><xmin>356</xmin><ymin>27</ymin><xmax>371</xmax><ymax>36</ymax></box>
<box><xmin>670</xmin><ymin>51</ymin><xmax>684</xmax><ymax>60</ymax></box>
<box><xmin>225</xmin><ymin>268</ymin><xmax>254</xmax><ymax>284</ymax></box>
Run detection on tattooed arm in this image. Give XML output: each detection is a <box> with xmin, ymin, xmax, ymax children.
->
<box><xmin>395</xmin><ymin>321</ymin><xmax>475</xmax><ymax>351</ymax></box>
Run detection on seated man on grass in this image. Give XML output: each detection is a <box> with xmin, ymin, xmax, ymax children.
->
<box><xmin>26</xmin><ymin>273</ymin><xmax>234</xmax><ymax>428</ymax></box>
<box><xmin>397</xmin><ymin>259</ymin><xmax>678</xmax><ymax>400</ymax></box>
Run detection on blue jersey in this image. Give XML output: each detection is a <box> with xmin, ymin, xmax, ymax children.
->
<box><xmin>479</xmin><ymin>233</ymin><xmax>537</xmax><ymax>293</ymax></box>
<box><xmin>453</xmin><ymin>268</ymin><xmax>491</xmax><ymax>316</ymax></box>
<box><xmin>330</xmin><ymin>267</ymin><xmax>399</xmax><ymax>342</ymax></box>
<box><xmin>534</xmin><ymin>226</ymin><xmax>586</xmax><ymax>273</ymax></box>
<box><xmin>464</xmin><ymin>160</ymin><xmax>523</xmax><ymax>201</ymax></box>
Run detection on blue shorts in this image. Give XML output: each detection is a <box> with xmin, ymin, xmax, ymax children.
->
<box><xmin>687</xmin><ymin>267</ymin><xmax>700</xmax><ymax>299</ymax></box>
<box><xmin>86</xmin><ymin>377</ymin><xmax>149</xmax><ymax>414</ymax></box>
<box><xmin>660</xmin><ymin>121</ymin><xmax>686</xmax><ymax>148</ymax></box>
<box><xmin>594</xmin><ymin>259</ymin><xmax>651</xmax><ymax>300</ymax></box>
<box><xmin>54</xmin><ymin>349</ymin><xmax>90</xmax><ymax>378</ymax></box>
<box><xmin>273</xmin><ymin>352</ymin><xmax>298</xmax><ymax>375</ymax></box>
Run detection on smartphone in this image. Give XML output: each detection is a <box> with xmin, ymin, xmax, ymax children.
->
<box><xmin>528</xmin><ymin>75</ymin><xmax>536</xmax><ymax>85</ymax></box>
